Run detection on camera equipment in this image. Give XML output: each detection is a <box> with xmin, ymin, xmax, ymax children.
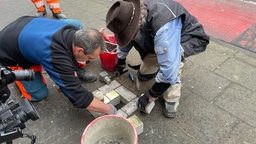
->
<box><xmin>0</xmin><ymin>65</ymin><xmax>39</xmax><ymax>144</ymax></box>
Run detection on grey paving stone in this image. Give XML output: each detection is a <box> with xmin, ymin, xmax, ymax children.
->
<box><xmin>115</xmin><ymin>86</ymin><xmax>137</xmax><ymax>104</ymax></box>
<box><xmin>98</xmin><ymin>84</ymin><xmax>111</xmax><ymax>94</ymax></box>
<box><xmin>234</xmin><ymin>51</ymin><xmax>256</xmax><ymax>67</ymax></box>
<box><xmin>222</xmin><ymin>122</ymin><xmax>256</xmax><ymax>144</ymax></box>
<box><xmin>97</xmin><ymin>80</ymin><xmax>121</xmax><ymax>94</ymax></box>
<box><xmin>108</xmin><ymin>80</ymin><xmax>121</xmax><ymax>90</ymax></box>
<box><xmin>208</xmin><ymin>40</ymin><xmax>238</xmax><ymax>56</ymax></box>
<box><xmin>92</xmin><ymin>90</ymin><xmax>104</xmax><ymax>101</ymax></box>
<box><xmin>176</xmin><ymin>93</ymin><xmax>238</xmax><ymax>144</ymax></box>
<box><xmin>182</xmin><ymin>65</ymin><xmax>231</xmax><ymax>102</ymax></box>
<box><xmin>215</xmin><ymin>83</ymin><xmax>256</xmax><ymax>127</ymax></box>
<box><xmin>214</xmin><ymin>58</ymin><xmax>256</xmax><ymax>90</ymax></box>
<box><xmin>188</xmin><ymin>46</ymin><xmax>232</xmax><ymax>71</ymax></box>
<box><xmin>121</xmin><ymin>98</ymin><xmax>139</xmax><ymax>116</ymax></box>
<box><xmin>136</xmin><ymin>100</ymin><xmax>200</xmax><ymax>144</ymax></box>
<box><xmin>116</xmin><ymin>109</ymin><xmax>128</xmax><ymax>118</ymax></box>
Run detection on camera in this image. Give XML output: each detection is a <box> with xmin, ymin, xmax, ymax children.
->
<box><xmin>0</xmin><ymin>65</ymin><xmax>39</xmax><ymax>143</ymax></box>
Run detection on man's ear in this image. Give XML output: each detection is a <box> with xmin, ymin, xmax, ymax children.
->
<box><xmin>76</xmin><ymin>47</ymin><xmax>84</xmax><ymax>54</ymax></box>
<box><xmin>79</xmin><ymin>47</ymin><xmax>85</xmax><ymax>53</ymax></box>
<box><xmin>73</xmin><ymin>46</ymin><xmax>84</xmax><ymax>56</ymax></box>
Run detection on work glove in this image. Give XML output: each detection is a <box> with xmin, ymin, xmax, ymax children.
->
<box><xmin>115</xmin><ymin>58</ymin><xmax>128</xmax><ymax>75</ymax></box>
<box><xmin>107</xmin><ymin>103</ymin><xmax>117</xmax><ymax>115</ymax></box>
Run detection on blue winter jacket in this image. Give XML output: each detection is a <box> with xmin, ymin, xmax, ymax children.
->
<box><xmin>0</xmin><ymin>16</ymin><xmax>93</xmax><ymax>108</ymax></box>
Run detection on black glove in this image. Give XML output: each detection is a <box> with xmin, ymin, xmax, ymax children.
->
<box><xmin>116</xmin><ymin>58</ymin><xmax>128</xmax><ymax>75</ymax></box>
<box><xmin>137</xmin><ymin>91</ymin><xmax>156</xmax><ymax>114</ymax></box>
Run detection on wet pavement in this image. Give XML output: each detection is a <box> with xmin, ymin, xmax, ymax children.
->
<box><xmin>0</xmin><ymin>0</ymin><xmax>256</xmax><ymax>144</ymax></box>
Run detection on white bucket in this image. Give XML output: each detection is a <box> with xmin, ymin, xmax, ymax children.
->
<box><xmin>81</xmin><ymin>115</ymin><xmax>138</xmax><ymax>144</ymax></box>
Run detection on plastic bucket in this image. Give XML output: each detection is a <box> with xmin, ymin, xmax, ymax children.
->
<box><xmin>81</xmin><ymin>115</ymin><xmax>138</xmax><ymax>144</ymax></box>
<box><xmin>100</xmin><ymin>35</ymin><xmax>118</xmax><ymax>72</ymax></box>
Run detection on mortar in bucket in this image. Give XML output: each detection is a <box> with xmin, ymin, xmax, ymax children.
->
<box><xmin>81</xmin><ymin>115</ymin><xmax>138</xmax><ymax>144</ymax></box>
<box><xmin>100</xmin><ymin>29</ymin><xmax>118</xmax><ymax>72</ymax></box>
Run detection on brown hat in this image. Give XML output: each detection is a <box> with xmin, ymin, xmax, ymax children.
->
<box><xmin>106</xmin><ymin>0</ymin><xmax>140</xmax><ymax>47</ymax></box>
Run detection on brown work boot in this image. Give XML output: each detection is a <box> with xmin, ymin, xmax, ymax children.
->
<box><xmin>52</xmin><ymin>11</ymin><xmax>67</xmax><ymax>19</ymax></box>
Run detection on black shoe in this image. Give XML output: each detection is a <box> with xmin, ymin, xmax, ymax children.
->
<box><xmin>77</xmin><ymin>68</ymin><xmax>97</xmax><ymax>83</ymax></box>
<box><xmin>35</xmin><ymin>10</ymin><xmax>47</xmax><ymax>17</ymax></box>
<box><xmin>163</xmin><ymin>101</ymin><xmax>179</xmax><ymax>118</ymax></box>
<box><xmin>137</xmin><ymin>69</ymin><xmax>158</xmax><ymax>81</ymax></box>
<box><xmin>115</xmin><ymin>64</ymin><xmax>128</xmax><ymax>75</ymax></box>
<box><xmin>53</xmin><ymin>11</ymin><xmax>67</xmax><ymax>19</ymax></box>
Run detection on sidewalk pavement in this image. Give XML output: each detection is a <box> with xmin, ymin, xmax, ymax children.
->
<box><xmin>0</xmin><ymin>0</ymin><xmax>256</xmax><ymax>144</ymax></box>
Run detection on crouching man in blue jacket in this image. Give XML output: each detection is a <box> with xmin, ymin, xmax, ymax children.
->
<box><xmin>0</xmin><ymin>16</ymin><xmax>117</xmax><ymax>115</ymax></box>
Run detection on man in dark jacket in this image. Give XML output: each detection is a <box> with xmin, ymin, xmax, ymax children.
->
<box><xmin>106</xmin><ymin>0</ymin><xmax>209</xmax><ymax>118</ymax></box>
<box><xmin>0</xmin><ymin>16</ymin><xmax>117</xmax><ymax>115</ymax></box>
